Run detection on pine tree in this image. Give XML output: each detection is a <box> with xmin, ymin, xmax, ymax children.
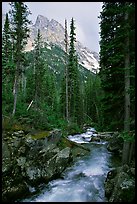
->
<box><xmin>122</xmin><ymin>2</ymin><xmax>135</xmax><ymax>164</ymax></box>
<box><xmin>9</xmin><ymin>2</ymin><xmax>31</xmax><ymax>116</ymax></box>
<box><xmin>99</xmin><ymin>2</ymin><xmax>125</xmax><ymax>131</ymax></box>
<box><xmin>64</xmin><ymin>19</ymin><xmax>69</xmax><ymax>122</ymax></box>
<box><xmin>68</xmin><ymin>18</ymin><xmax>81</xmax><ymax>124</ymax></box>
<box><xmin>2</xmin><ymin>13</ymin><xmax>15</xmax><ymax>114</ymax></box>
<box><xmin>2</xmin><ymin>13</ymin><xmax>13</xmax><ymax>86</ymax></box>
<box><xmin>99</xmin><ymin>2</ymin><xmax>135</xmax><ymax>163</ymax></box>
<box><xmin>60</xmin><ymin>74</ymin><xmax>67</xmax><ymax>120</ymax></box>
<box><xmin>60</xmin><ymin>19</ymin><xmax>69</xmax><ymax>121</ymax></box>
<box><xmin>2</xmin><ymin>13</ymin><xmax>12</xmax><ymax>72</ymax></box>
<box><xmin>32</xmin><ymin>29</ymin><xmax>45</xmax><ymax>107</ymax></box>
<box><xmin>27</xmin><ymin>29</ymin><xmax>58</xmax><ymax>120</ymax></box>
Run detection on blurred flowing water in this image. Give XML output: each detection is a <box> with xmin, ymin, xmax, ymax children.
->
<box><xmin>21</xmin><ymin>128</ymin><xmax>117</xmax><ymax>202</ymax></box>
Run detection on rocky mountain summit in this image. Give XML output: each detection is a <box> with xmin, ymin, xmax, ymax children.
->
<box><xmin>2</xmin><ymin>13</ymin><xmax>100</xmax><ymax>74</ymax></box>
<box><xmin>26</xmin><ymin>15</ymin><xmax>100</xmax><ymax>74</ymax></box>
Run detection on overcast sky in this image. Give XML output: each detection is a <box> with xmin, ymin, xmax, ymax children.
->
<box><xmin>2</xmin><ymin>2</ymin><xmax>103</xmax><ymax>53</ymax></box>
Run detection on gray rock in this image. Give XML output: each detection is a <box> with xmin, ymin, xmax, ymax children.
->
<box><xmin>130</xmin><ymin>167</ymin><xmax>135</xmax><ymax>176</ymax></box>
<box><xmin>2</xmin><ymin>182</ymin><xmax>29</xmax><ymax>202</ymax></box>
<box><xmin>16</xmin><ymin>157</ymin><xmax>26</xmax><ymax>168</ymax></box>
<box><xmin>2</xmin><ymin>129</ymin><xmax>78</xmax><ymax>201</ymax></box>
<box><xmin>2</xmin><ymin>140</ymin><xmax>13</xmax><ymax>173</ymax></box>
<box><xmin>107</xmin><ymin>134</ymin><xmax>123</xmax><ymax>154</ymax></box>
<box><xmin>91</xmin><ymin>136</ymin><xmax>100</xmax><ymax>142</ymax></box>
<box><xmin>105</xmin><ymin>165</ymin><xmax>135</xmax><ymax>202</ymax></box>
<box><xmin>12</xmin><ymin>130</ymin><xmax>25</xmax><ymax>137</ymax></box>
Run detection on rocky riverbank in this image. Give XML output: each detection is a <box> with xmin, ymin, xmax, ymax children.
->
<box><xmin>105</xmin><ymin>164</ymin><xmax>135</xmax><ymax>202</ymax></box>
<box><xmin>103</xmin><ymin>132</ymin><xmax>135</xmax><ymax>202</ymax></box>
<box><xmin>80</xmin><ymin>129</ymin><xmax>135</xmax><ymax>202</ymax></box>
<box><xmin>2</xmin><ymin>129</ymin><xmax>89</xmax><ymax>202</ymax></box>
<box><xmin>2</xmin><ymin>128</ymin><xmax>135</xmax><ymax>202</ymax></box>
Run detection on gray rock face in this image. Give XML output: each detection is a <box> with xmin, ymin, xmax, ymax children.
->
<box><xmin>2</xmin><ymin>129</ymin><xmax>72</xmax><ymax>201</ymax></box>
<box><xmin>34</xmin><ymin>15</ymin><xmax>49</xmax><ymax>29</ymax></box>
<box><xmin>27</xmin><ymin>15</ymin><xmax>100</xmax><ymax>73</ymax></box>
<box><xmin>105</xmin><ymin>165</ymin><xmax>135</xmax><ymax>202</ymax></box>
<box><xmin>2</xmin><ymin>12</ymin><xmax>100</xmax><ymax>73</ymax></box>
<box><xmin>24</xmin><ymin>146</ymin><xmax>72</xmax><ymax>185</ymax></box>
<box><xmin>106</xmin><ymin>132</ymin><xmax>123</xmax><ymax>155</ymax></box>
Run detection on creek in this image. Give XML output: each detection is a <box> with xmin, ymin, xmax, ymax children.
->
<box><xmin>21</xmin><ymin>128</ymin><xmax>119</xmax><ymax>202</ymax></box>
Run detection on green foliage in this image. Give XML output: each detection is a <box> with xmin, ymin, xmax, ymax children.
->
<box><xmin>2</xmin><ymin>115</ymin><xmax>30</xmax><ymax>132</ymax></box>
<box><xmin>67</xmin><ymin>18</ymin><xmax>83</xmax><ymax>124</ymax></box>
<box><xmin>119</xmin><ymin>131</ymin><xmax>135</xmax><ymax>142</ymax></box>
<box><xmin>2</xmin><ymin>13</ymin><xmax>15</xmax><ymax>115</ymax></box>
<box><xmin>6</xmin><ymin>2</ymin><xmax>31</xmax><ymax>116</ymax></box>
<box><xmin>84</xmin><ymin>74</ymin><xmax>104</xmax><ymax>129</ymax></box>
<box><xmin>2</xmin><ymin>11</ymin><xmax>104</xmax><ymax>135</ymax></box>
<box><xmin>2</xmin><ymin>13</ymin><xmax>13</xmax><ymax>71</ymax></box>
<box><xmin>66</xmin><ymin>122</ymin><xmax>83</xmax><ymax>135</ymax></box>
<box><xmin>9</xmin><ymin>2</ymin><xmax>31</xmax><ymax>53</ymax></box>
<box><xmin>99</xmin><ymin>2</ymin><xmax>135</xmax><ymax>131</ymax></box>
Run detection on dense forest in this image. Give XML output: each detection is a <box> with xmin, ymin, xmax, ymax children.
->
<box><xmin>2</xmin><ymin>2</ymin><xmax>135</xmax><ymax>165</ymax></box>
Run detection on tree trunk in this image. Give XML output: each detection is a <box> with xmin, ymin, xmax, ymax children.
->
<box><xmin>128</xmin><ymin>142</ymin><xmax>134</xmax><ymax>163</ymax></box>
<box><xmin>122</xmin><ymin>9</ymin><xmax>130</xmax><ymax>164</ymax></box>
<box><xmin>22</xmin><ymin>70</ymin><xmax>26</xmax><ymax>97</ymax></box>
<box><xmin>12</xmin><ymin>69</ymin><xmax>18</xmax><ymax>116</ymax></box>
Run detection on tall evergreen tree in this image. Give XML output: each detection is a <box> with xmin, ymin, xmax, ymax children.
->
<box><xmin>68</xmin><ymin>18</ymin><xmax>81</xmax><ymax>124</ymax></box>
<box><xmin>2</xmin><ymin>13</ymin><xmax>12</xmax><ymax>72</ymax></box>
<box><xmin>9</xmin><ymin>2</ymin><xmax>31</xmax><ymax>116</ymax></box>
<box><xmin>32</xmin><ymin>29</ymin><xmax>45</xmax><ymax>107</ymax></box>
<box><xmin>27</xmin><ymin>29</ymin><xmax>58</xmax><ymax>116</ymax></box>
<box><xmin>99</xmin><ymin>2</ymin><xmax>126</xmax><ymax>131</ymax></box>
<box><xmin>60</xmin><ymin>19</ymin><xmax>69</xmax><ymax>121</ymax></box>
<box><xmin>2</xmin><ymin>13</ymin><xmax>15</xmax><ymax>114</ymax></box>
<box><xmin>64</xmin><ymin>19</ymin><xmax>69</xmax><ymax>122</ymax></box>
<box><xmin>122</xmin><ymin>3</ymin><xmax>135</xmax><ymax>164</ymax></box>
<box><xmin>99</xmin><ymin>2</ymin><xmax>135</xmax><ymax>163</ymax></box>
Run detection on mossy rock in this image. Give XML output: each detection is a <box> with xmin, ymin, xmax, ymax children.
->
<box><xmin>30</xmin><ymin>131</ymin><xmax>51</xmax><ymax>139</ymax></box>
<box><xmin>59</xmin><ymin>137</ymin><xmax>74</xmax><ymax>148</ymax></box>
<box><xmin>59</xmin><ymin>137</ymin><xmax>90</xmax><ymax>159</ymax></box>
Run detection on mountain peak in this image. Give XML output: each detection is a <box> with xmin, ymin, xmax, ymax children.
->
<box><xmin>2</xmin><ymin>13</ymin><xmax>100</xmax><ymax>73</ymax></box>
<box><xmin>34</xmin><ymin>15</ymin><xmax>49</xmax><ymax>28</ymax></box>
<box><xmin>30</xmin><ymin>15</ymin><xmax>100</xmax><ymax>73</ymax></box>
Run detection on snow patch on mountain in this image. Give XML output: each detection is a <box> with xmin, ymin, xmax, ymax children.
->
<box><xmin>2</xmin><ymin>13</ymin><xmax>100</xmax><ymax>74</ymax></box>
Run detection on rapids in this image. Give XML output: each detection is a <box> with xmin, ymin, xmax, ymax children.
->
<box><xmin>21</xmin><ymin>128</ymin><xmax>116</xmax><ymax>202</ymax></box>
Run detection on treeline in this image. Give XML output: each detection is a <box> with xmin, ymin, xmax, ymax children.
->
<box><xmin>2</xmin><ymin>2</ymin><xmax>102</xmax><ymax>132</ymax></box>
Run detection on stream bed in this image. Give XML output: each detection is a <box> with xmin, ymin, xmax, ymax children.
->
<box><xmin>21</xmin><ymin>128</ymin><xmax>117</xmax><ymax>202</ymax></box>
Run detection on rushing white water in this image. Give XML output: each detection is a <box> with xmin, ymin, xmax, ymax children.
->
<box><xmin>21</xmin><ymin>128</ymin><xmax>113</xmax><ymax>202</ymax></box>
<box><xmin>68</xmin><ymin>127</ymin><xmax>98</xmax><ymax>143</ymax></box>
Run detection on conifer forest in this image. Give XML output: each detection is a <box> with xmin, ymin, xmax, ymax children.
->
<box><xmin>2</xmin><ymin>2</ymin><xmax>135</xmax><ymax>202</ymax></box>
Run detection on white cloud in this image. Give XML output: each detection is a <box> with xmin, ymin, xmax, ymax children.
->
<box><xmin>2</xmin><ymin>2</ymin><xmax>103</xmax><ymax>53</ymax></box>
<box><xmin>75</xmin><ymin>23</ymin><xmax>86</xmax><ymax>46</ymax></box>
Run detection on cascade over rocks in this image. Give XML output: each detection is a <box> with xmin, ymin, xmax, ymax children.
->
<box><xmin>2</xmin><ymin>128</ymin><xmax>89</xmax><ymax>202</ymax></box>
<box><xmin>3</xmin><ymin>127</ymin><xmax>134</xmax><ymax>202</ymax></box>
